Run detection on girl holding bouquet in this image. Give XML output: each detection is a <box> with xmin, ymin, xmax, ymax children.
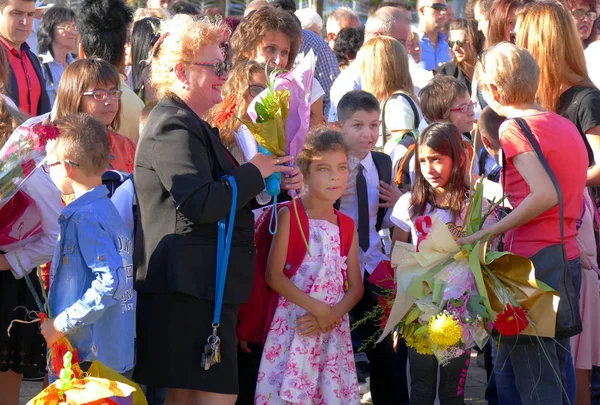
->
<box><xmin>390</xmin><ymin>122</ymin><xmax>490</xmax><ymax>404</ymax></box>
<box><xmin>254</xmin><ymin>129</ymin><xmax>363</xmax><ymax>404</ymax></box>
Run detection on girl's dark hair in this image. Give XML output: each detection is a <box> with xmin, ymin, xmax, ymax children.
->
<box><xmin>487</xmin><ymin>0</ymin><xmax>532</xmax><ymax>46</ymax></box>
<box><xmin>334</xmin><ymin>27</ymin><xmax>365</xmax><ymax>69</ymax></box>
<box><xmin>77</xmin><ymin>0</ymin><xmax>133</xmax><ymax>68</ymax></box>
<box><xmin>296</xmin><ymin>128</ymin><xmax>349</xmax><ymax>176</ymax></box>
<box><xmin>410</xmin><ymin>123</ymin><xmax>468</xmax><ymax>221</ymax></box>
<box><xmin>131</xmin><ymin>17</ymin><xmax>160</xmax><ymax>98</ymax></box>
<box><xmin>449</xmin><ymin>19</ymin><xmax>484</xmax><ymax>60</ymax></box>
<box><xmin>38</xmin><ymin>7</ymin><xmax>76</xmax><ymax>56</ymax></box>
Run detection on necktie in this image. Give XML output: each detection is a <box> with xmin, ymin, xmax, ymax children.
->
<box><xmin>356</xmin><ymin>164</ymin><xmax>370</xmax><ymax>252</ymax></box>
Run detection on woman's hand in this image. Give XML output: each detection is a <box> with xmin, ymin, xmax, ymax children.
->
<box><xmin>282</xmin><ymin>166</ymin><xmax>305</xmax><ymax>194</ymax></box>
<box><xmin>378</xmin><ymin>181</ymin><xmax>402</xmax><ymax>208</ymax></box>
<box><xmin>456</xmin><ymin>229</ymin><xmax>491</xmax><ymax>246</ymax></box>
<box><xmin>249</xmin><ymin>154</ymin><xmax>294</xmax><ymax>179</ymax></box>
<box><xmin>40</xmin><ymin>318</ymin><xmax>65</xmax><ymax>347</ymax></box>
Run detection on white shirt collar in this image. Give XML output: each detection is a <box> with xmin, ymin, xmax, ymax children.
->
<box><xmin>360</xmin><ymin>151</ymin><xmax>375</xmax><ymax>173</ymax></box>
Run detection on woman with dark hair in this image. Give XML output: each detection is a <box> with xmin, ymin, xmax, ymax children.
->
<box><xmin>333</xmin><ymin>27</ymin><xmax>364</xmax><ymax>70</ymax></box>
<box><xmin>37</xmin><ymin>7</ymin><xmax>78</xmax><ymax>107</ymax></box>
<box><xmin>486</xmin><ymin>0</ymin><xmax>531</xmax><ymax>46</ymax></box>
<box><xmin>434</xmin><ymin>19</ymin><xmax>484</xmax><ymax>95</ymax></box>
<box><xmin>131</xmin><ymin>17</ymin><xmax>160</xmax><ymax>104</ymax></box>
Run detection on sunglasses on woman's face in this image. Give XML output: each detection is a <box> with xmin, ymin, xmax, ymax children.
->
<box><xmin>190</xmin><ymin>61</ymin><xmax>230</xmax><ymax>78</ymax></box>
<box><xmin>425</xmin><ymin>3</ymin><xmax>448</xmax><ymax>12</ymax></box>
<box><xmin>448</xmin><ymin>39</ymin><xmax>469</xmax><ymax>48</ymax></box>
<box><xmin>248</xmin><ymin>84</ymin><xmax>266</xmax><ymax>98</ymax></box>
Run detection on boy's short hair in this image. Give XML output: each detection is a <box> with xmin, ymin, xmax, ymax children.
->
<box><xmin>53</xmin><ymin>114</ymin><xmax>110</xmax><ymax>176</ymax></box>
<box><xmin>337</xmin><ymin>90</ymin><xmax>381</xmax><ymax>123</ymax></box>
<box><xmin>478</xmin><ymin>106</ymin><xmax>505</xmax><ymax>150</ymax></box>
<box><xmin>419</xmin><ymin>76</ymin><xmax>469</xmax><ymax>122</ymax></box>
<box><xmin>296</xmin><ymin>127</ymin><xmax>348</xmax><ymax>176</ymax></box>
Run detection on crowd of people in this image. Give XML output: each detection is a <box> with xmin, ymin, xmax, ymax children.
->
<box><xmin>0</xmin><ymin>0</ymin><xmax>599</xmax><ymax>404</ymax></box>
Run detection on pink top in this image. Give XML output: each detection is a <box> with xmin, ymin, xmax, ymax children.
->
<box><xmin>500</xmin><ymin>112</ymin><xmax>587</xmax><ymax>259</ymax></box>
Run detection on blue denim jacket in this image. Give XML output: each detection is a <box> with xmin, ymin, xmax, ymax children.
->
<box><xmin>49</xmin><ymin>186</ymin><xmax>135</xmax><ymax>375</ymax></box>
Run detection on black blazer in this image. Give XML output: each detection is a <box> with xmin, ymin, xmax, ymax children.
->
<box><xmin>6</xmin><ymin>43</ymin><xmax>51</xmax><ymax>115</ymax></box>
<box><xmin>133</xmin><ymin>97</ymin><xmax>264</xmax><ymax>305</ymax></box>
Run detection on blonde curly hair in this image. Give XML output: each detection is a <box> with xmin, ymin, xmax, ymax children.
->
<box><xmin>151</xmin><ymin>14</ymin><xmax>227</xmax><ymax>99</ymax></box>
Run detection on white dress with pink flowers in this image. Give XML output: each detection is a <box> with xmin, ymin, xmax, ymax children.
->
<box><xmin>254</xmin><ymin>219</ymin><xmax>360</xmax><ymax>405</ymax></box>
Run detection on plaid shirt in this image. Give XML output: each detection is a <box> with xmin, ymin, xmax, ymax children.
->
<box><xmin>295</xmin><ymin>29</ymin><xmax>340</xmax><ymax>117</ymax></box>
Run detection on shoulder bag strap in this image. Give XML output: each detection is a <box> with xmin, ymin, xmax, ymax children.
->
<box><xmin>513</xmin><ymin>117</ymin><xmax>564</xmax><ymax>245</ymax></box>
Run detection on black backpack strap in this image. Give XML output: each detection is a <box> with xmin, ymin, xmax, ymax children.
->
<box><xmin>372</xmin><ymin>151</ymin><xmax>392</xmax><ymax>231</ymax></box>
<box><xmin>401</xmin><ymin>146</ymin><xmax>416</xmax><ymax>187</ymax></box>
<box><xmin>381</xmin><ymin>92</ymin><xmax>420</xmax><ymax>147</ymax></box>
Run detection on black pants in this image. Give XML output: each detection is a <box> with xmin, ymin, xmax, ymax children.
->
<box><xmin>350</xmin><ymin>276</ymin><xmax>401</xmax><ymax>404</ymax></box>
<box><xmin>407</xmin><ymin>347</ymin><xmax>470</xmax><ymax>405</ymax></box>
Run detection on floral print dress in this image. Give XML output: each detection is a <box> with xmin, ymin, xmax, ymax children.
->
<box><xmin>255</xmin><ymin>219</ymin><xmax>360</xmax><ymax>405</ymax></box>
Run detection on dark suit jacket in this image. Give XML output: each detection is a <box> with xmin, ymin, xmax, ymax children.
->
<box><xmin>6</xmin><ymin>42</ymin><xmax>51</xmax><ymax>115</ymax></box>
<box><xmin>133</xmin><ymin>97</ymin><xmax>264</xmax><ymax>305</ymax></box>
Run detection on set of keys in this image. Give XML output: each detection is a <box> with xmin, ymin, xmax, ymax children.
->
<box><xmin>201</xmin><ymin>326</ymin><xmax>221</xmax><ymax>371</ymax></box>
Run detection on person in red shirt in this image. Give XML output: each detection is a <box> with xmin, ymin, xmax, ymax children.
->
<box><xmin>459</xmin><ymin>42</ymin><xmax>587</xmax><ymax>405</ymax></box>
<box><xmin>54</xmin><ymin>58</ymin><xmax>136</xmax><ymax>174</ymax></box>
<box><xmin>0</xmin><ymin>0</ymin><xmax>51</xmax><ymax>116</ymax></box>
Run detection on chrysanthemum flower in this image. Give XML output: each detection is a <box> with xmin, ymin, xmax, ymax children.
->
<box><xmin>405</xmin><ymin>334</ymin><xmax>434</xmax><ymax>355</ymax></box>
<box><xmin>428</xmin><ymin>313</ymin><xmax>463</xmax><ymax>347</ymax></box>
<box><xmin>214</xmin><ymin>94</ymin><xmax>238</xmax><ymax>126</ymax></box>
<box><xmin>494</xmin><ymin>304</ymin><xmax>529</xmax><ymax>336</ymax></box>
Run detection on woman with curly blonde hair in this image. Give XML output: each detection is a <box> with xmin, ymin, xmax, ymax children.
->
<box><xmin>133</xmin><ymin>14</ymin><xmax>296</xmax><ymax>405</ymax></box>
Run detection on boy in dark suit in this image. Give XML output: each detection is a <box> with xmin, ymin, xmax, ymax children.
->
<box><xmin>336</xmin><ymin>90</ymin><xmax>404</xmax><ymax>404</ymax></box>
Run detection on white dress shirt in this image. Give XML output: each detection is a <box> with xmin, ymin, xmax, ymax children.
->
<box><xmin>328</xmin><ymin>62</ymin><xmax>362</xmax><ymax>122</ymax></box>
<box><xmin>339</xmin><ymin>152</ymin><xmax>393</xmax><ymax>277</ymax></box>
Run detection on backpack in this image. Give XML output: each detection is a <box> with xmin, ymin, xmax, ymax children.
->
<box><xmin>103</xmin><ymin>170</ymin><xmax>138</xmax><ymax>235</ymax></box>
<box><xmin>236</xmin><ymin>199</ymin><xmax>355</xmax><ymax>346</ymax></box>
<box><xmin>381</xmin><ymin>92</ymin><xmax>421</xmax><ymax>150</ymax></box>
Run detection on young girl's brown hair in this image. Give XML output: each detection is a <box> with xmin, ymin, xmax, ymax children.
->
<box><xmin>410</xmin><ymin>122</ymin><xmax>468</xmax><ymax>221</ymax></box>
<box><xmin>54</xmin><ymin>58</ymin><xmax>122</xmax><ymax>130</ymax></box>
<box><xmin>296</xmin><ymin>128</ymin><xmax>349</xmax><ymax>177</ymax></box>
<box><xmin>205</xmin><ymin>61</ymin><xmax>268</xmax><ymax>150</ymax></box>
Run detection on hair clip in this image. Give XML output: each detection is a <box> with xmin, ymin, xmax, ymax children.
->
<box><xmin>151</xmin><ymin>32</ymin><xmax>170</xmax><ymax>58</ymax></box>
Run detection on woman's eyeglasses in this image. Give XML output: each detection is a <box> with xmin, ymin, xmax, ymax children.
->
<box><xmin>56</xmin><ymin>24</ymin><xmax>78</xmax><ymax>33</ymax></box>
<box><xmin>572</xmin><ymin>9</ymin><xmax>597</xmax><ymax>21</ymax></box>
<box><xmin>449</xmin><ymin>102</ymin><xmax>476</xmax><ymax>113</ymax></box>
<box><xmin>248</xmin><ymin>84</ymin><xmax>266</xmax><ymax>98</ymax></box>
<box><xmin>42</xmin><ymin>160</ymin><xmax>80</xmax><ymax>173</ymax></box>
<box><xmin>190</xmin><ymin>61</ymin><xmax>230</xmax><ymax>78</ymax></box>
<box><xmin>448</xmin><ymin>39</ymin><xmax>469</xmax><ymax>48</ymax></box>
<box><xmin>82</xmin><ymin>89</ymin><xmax>123</xmax><ymax>101</ymax></box>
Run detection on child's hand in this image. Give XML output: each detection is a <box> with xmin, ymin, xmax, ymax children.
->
<box><xmin>295</xmin><ymin>313</ymin><xmax>320</xmax><ymax>336</ymax></box>
<box><xmin>313</xmin><ymin>302</ymin><xmax>339</xmax><ymax>331</ymax></box>
<box><xmin>378</xmin><ymin>181</ymin><xmax>402</xmax><ymax>208</ymax></box>
<box><xmin>40</xmin><ymin>318</ymin><xmax>65</xmax><ymax>347</ymax></box>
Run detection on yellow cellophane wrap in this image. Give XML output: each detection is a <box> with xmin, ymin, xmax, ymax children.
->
<box><xmin>246</xmin><ymin>90</ymin><xmax>290</xmax><ymax>156</ymax></box>
<box><xmin>87</xmin><ymin>361</ymin><xmax>148</xmax><ymax>405</ymax></box>
<box><xmin>27</xmin><ymin>376</ymin><xmax>135</xmax><ymax>405</ymax></box>
<box><xmin>379</xmin><ymin>215</ymin><xmax>558</xmax><ymax>343</ymax></box>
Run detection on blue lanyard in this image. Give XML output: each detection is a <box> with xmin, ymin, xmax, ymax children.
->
<box><xmin>213</xmin><ymin>175</ymin><xmax>237</xmax><ymax>327</ymax></box>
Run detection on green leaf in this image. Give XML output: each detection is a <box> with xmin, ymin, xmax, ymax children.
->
<box><xmin>404</xmin><ymin>305</ymin><xmax>423</xmax><ymax>324</ymax></box>
<box><xmin>467</xmin><ymin>181</ymin><xmax>483</xmax><ymax>235</ymax></box>
<box><xmin>467</xmin><ymin>294</ymin><xmax>491</xmax><ymax>319</ymax></box>
<box><xmin>414</xmin><ymin>325</ymin><xmax>429</xmax><ymax>336</ymax></box>
<box><xmin>469</xmin><ymin>242</ymin><xmax>493</xmax><ymax>316</ymax></box>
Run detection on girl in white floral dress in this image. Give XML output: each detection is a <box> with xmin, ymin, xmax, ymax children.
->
<box><xmin>255</xmin><ymin>130</ymin><xmax>363</xmax><ymax>405</ymax></box>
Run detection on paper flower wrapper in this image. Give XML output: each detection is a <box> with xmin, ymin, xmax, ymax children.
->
<box><xmin>380</xmin><ymin>214</ymin><xmax>558</xmax><ymax>344</ymax></box>
<box><xmin>27</xmin><ymin>376</ymin><xmax>135</xmax><ymax>405</ymax></box>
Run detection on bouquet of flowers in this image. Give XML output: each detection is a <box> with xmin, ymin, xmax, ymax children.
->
<box><xmin>28</xmin><ymin>351</ymin><xmax>135</xmax><ymax>405</ymax></box>
<box><xmin>0</xmin><ymin>115</ymin><xmax>58</xmax><ymax>209</ymax></box>
<box><xmin>378</xmin><ymin>181</ymin><xmax>558</xmax><ymax>365</ymax></box>
<box><xmin>215</xmin><ymin>50</ymin><xmax>317</xmax><ymax>246</ymax></box>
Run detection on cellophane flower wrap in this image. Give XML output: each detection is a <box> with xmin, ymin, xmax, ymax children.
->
<box><xmin>379</xmin><ymin>181</ymin><xmax>559</xmax><ymax>365</ymax></box>
<box><xmin>0</xmin><ymin>114</ymin><xmax>56</xmax><ymax>247</ymax></box>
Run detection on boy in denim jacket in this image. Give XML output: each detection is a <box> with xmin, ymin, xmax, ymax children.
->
<box><xmin>40</xmin><ymin>113</ymin><xmax>135</xmax><ymax>378</ymax></box>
